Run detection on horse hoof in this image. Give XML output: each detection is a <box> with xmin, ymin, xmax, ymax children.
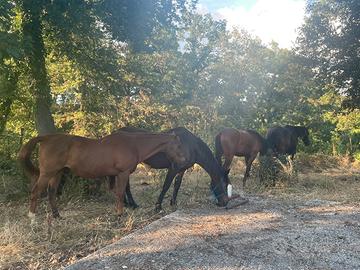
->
<box><xmin>131</xmin><ymin>204</ymin><xmax>139</xmax><ymax>209</ymax></box>
<box><xmin>52</xmin><ymin>211</ymin><xmax>62</xmax><ymax>219</ymax></box>
<box><xmin>155</xmin><ymin>205</ymin><xmax>163</xmax><ymax>213</ymax></box>
<box><xmin>53</xmin><ymin>214</ymin><xmax>63</xmax><ymax>219</ymax></box>
<box><xmin>170</xmin><ymin>199</ymin><xmax>177</xmax><ymax>206</ymax></box>
<box><xmin>116</xmin><ymin>209</ymin><xmax>125</xmax><ymax>216</ymax></box>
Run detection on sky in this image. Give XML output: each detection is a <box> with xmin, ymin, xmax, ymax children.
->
<box><xmin>197</xmin><ymin>0</ymin><xmax>306</xmax><ymax>48</ymax></box>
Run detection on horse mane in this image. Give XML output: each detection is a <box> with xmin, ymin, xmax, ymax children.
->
<box><xmin>196</xmin><ymin>137</ymin><xmax>216</xmax><ymax>161</ymax></box>
<box><xmin>195</xmin><ymin>136</ymin><xmax>226</xmax><ymax>177</ymax></box>
<box><xmin>284</xmin><ymin>125</ymin><xmax>307</xmax><ymax>137</ymax></box>
<box><xmin>116</xmin><ymin>126</ymin><xmax>148</xmax><ymax>133</ymax></box>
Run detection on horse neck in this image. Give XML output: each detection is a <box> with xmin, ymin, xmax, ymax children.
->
<box><xmin>195</xmin><ymin>144</ymin><xmax>222</xmax><ymax>180</ymax></box>
<box><xmin>294</xmin><ymin>127</ymin><xmax>307</xmax><ymax>141</ymax></box>
<box><xmin>131</xmin><ymin>134</ymin><xmax>172</xmax><ymax>162</ymax></box>
<box><xmin>249</xmin><ymin>131</ymin><xmax>268</xmax><ymax>155</ymax></box>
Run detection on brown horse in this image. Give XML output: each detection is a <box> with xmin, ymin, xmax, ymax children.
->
<box><xmin>18</xmin><ymin>132</ymin><xmax>186</xmax><ymax>221</ymax></box>
<box><xmin>215</xmin><ymin>128</ymin><xmax>268</xmax><ymax>189</ymax></box>
<box><xmin>114</xmin><ymin>127</ymin><xmax>230</xmax><ymax>210</ymax></box>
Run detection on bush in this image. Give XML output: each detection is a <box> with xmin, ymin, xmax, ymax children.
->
<box><xmin>354</xmin><ymin>151</ymin><xmax>360</xmax><ymax>162</ymax></box>
<box><xmin>254</xmin><ymin>155</ymin><xmax>298</xmax><ymax>188</ymax></box>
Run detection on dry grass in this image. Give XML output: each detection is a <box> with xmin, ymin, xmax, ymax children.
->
<box><xmin>242</xmin><ymin>154</ymin><xmax>360</xmax><ymax>203</ymax></box>
<box><xmin>0</xmin><ymin>155</ymin><xmax>360</xmax><ymax>269</ymax></box>
<box><xmin>0</xmin><ymin>168</ymin><xmax>213</xmax><ymax>270</ymax></box>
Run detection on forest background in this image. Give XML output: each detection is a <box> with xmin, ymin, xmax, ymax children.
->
<box><xmin>1</xmin><ymin>0</ymin><xmax>359</xmax><ymax>192</ymax></box>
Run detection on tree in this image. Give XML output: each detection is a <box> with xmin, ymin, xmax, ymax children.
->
<box><xmin>297</xmin><ymin>0</ymin><xmax>360</xmax><ymax>109</ymax></box>
<box><xmin>3</xmin><ymin>0</ymin><xmax>197</xmax><ymax>135</ymax></box>
<box><xmin>22</xmin><ymin>0</ymin><xmax>56</xmax><ymax>134</ymax></box>
<box><xmin>0</xmin><ymin>1</ymin><xmax>21</xmax><ymax>133</ymax></box>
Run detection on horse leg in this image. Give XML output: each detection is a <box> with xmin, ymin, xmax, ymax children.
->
<box><xmin>125</xmin><ymin>180</ymin><xmax>139</xmax><ymax>209</ymax></box>
<box><xmin>29</xmin><ymin>173</ymin><xmax>53</xmax><ymax>222</ymax></box>
<box><xmin>287</xmin><ymin>155</ymin><xmax>294</xmax><ymax>173</ymax></box>
<box><xmin>108</xmin><ymin>175</ymin><xmax>116</xmax><ymax>190</ymax></box>
<box><xmin>114</xmin><ymin>171</ymin><xmax>130</xmax><ymax>216</ymax></box>
<box><xmin>108</xmin><ymin>175</ymin><xmax>128</xmax><ymax>205</ymax></box>
<box><xmin>223</xmin><ymin>155</ymin><xmax>234</xmax><ymax>184</ymax></box>
<box><xmin>170</xmin><ymin>170</ymin><xmax>185</xmax><ymax>206</ymax></box>
<box><xmin>243</xmin><ymin>154</ymin><xmax>256</xmax><ymax>189</ymax></box>
<box><xmin>155</xmin><ymin>169</ymin><xmax>178</xmax><ymax>211</ymax></box>
<box><xmin>48</xmin><ymin>172</ymin><xmax>63</xmax><ymax>218</ymax></box>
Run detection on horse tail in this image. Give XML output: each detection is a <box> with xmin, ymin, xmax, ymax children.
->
<box><xmin>215</xmin><ymin>133</ymin><xmax>223</xmax><ymax>165</ymax></box>
<box><xmin>18</xmin><ymin>136</ymin><xmax>43</xmax><ymax>181</ymax></box>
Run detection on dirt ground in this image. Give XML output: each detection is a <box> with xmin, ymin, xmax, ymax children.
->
<box><xmin>65</xmin><ymin>194</ymin><xmax>360</xmax><ymax>270</ymax></box>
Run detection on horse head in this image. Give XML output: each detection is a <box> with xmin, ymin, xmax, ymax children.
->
<box><xmin>299</xmin><ymin>127</ymin><xmax>310</xmax><ymax>146</ymax></box>
<box><xmin>210</xmin><ymin>167</ymin><xmax>230</xmax><ymax>207</ymax></box>
<box><xmin>285</xmin><ymin>125</ymin><xmax>310</xmax><ymax>146</ymax></box>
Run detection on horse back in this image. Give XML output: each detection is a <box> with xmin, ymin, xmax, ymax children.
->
<box><xmin>219</xmin><ymin>128</ymin><xmax>263</xmax><ymax>156</ymax></box>
<box><xmin>36</xmin><ymin>134</ymin><xmax>96</xmax><ymax>173</ymax></box>
<box><xmin>117</xmin><ymin>126</ymin><xmax>194</xmax><ymax>169</ymax></box>
<box><xmin>266</xmin><ymin>127</ymin><xmax>293</xmax><ymax>154</ymax></box>
<box><xmin>38</xmin><ymin>134</ymin><xmax>137</xmax><ymax>177</ymax></box>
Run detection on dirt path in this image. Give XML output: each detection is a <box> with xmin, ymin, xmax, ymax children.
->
<box><xmin>65</xmin><ymin>195</ymin><xmax>360</xmax><ymax>270</ymax></box>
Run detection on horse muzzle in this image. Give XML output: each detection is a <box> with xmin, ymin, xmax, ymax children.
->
<box><xmin>216</xmin><ymin>193</ymin><xmax>229</xmax><ymax>207</ymax></box>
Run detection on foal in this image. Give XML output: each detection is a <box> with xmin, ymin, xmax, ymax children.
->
<box><xmin>18</xmin><ymin>132</ymin><xmax>186</xmax><ymax>221</ymax></box>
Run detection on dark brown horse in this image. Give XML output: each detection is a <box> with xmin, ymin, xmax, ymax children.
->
<box><xmin>113</xmin><ymin>127</ymin><xmax>230</xmax><ymax>211</ymax></box>
<box><xmin>215</xmin><ymin>128</ymin><xmax>268</xmax><ymax>189</ymax></box>
<box><xmin>266</xmin><ymin>125</ymin><xmax>310</xmax><ymax>159</ymax></box>
<box><xmin>18</xmin><ymin>132</ymin><xmax>186</xmax><ymax>221</ymax></box>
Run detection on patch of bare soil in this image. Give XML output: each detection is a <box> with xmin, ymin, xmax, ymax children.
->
<box><xmin>65</xmin><ymin>195</ymin><xmax>360</xmax><ymax>270</ymax></box>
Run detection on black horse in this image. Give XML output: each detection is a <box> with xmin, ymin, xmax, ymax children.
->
<box><xmin>112</xmin><ymin>127</ymin><xmax>230</xmax><ymax>211</ymax></box>
<box><xmin>266</xmin><ymin>125</ymin><xmax>310</xmax><ymax>159</ymax></box>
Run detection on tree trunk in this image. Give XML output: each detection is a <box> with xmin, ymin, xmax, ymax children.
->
<box><xmin>0</xmin><ymin>69</ymin><xmax>18</xmax><ymax>134</ymax></box>
<box><xmin>22</xmin><ymin>0</ymin><xmax>56</xmax><ymax>135</ymax></box>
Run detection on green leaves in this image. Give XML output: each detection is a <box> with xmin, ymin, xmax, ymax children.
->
<box><xmin>297</xmin><ymin>0</ymin><xmax>360</xmax><ymax>109</ymax></box>
<box><xmin>0</xmin><ymin>0</ymin><xmax>358</xmax><ymax>157</ymax></box>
